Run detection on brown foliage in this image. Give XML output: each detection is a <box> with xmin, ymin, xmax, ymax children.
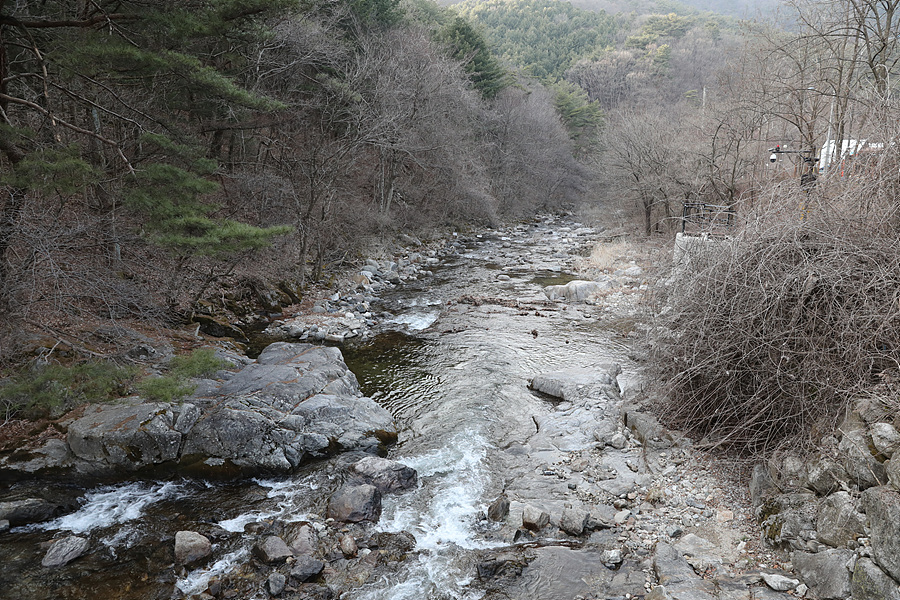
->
<box><xmin>652</xmin><ymin>213</ymin><xmax>900</xmax><ymax>454</ymax></box>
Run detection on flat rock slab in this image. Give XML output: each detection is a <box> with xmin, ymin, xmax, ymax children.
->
<box><xmin>5</xmin><ymin>343</ymin><xmax>397</xmax><ymax>479</ymax></box>
<box><xmin>529</xmin><ymin>367</ymin><xmax>620</xmax><ymax>403</ymax></box>
<box><xmin>42</xmin><ymin>536</ymin><xmax>89</xmax><ymax>568</ymax></box>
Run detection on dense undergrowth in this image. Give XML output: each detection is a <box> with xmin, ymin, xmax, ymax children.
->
<box><xmin>650</xmin><ymin>206</ymin><xmax>900</xmax><ymax>454</ymax></box>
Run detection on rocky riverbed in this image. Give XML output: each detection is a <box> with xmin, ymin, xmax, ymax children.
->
<box><xmin>1</xmin><ymin>215</ymin><xmax>899</xmax><ymax>600</ymax></box>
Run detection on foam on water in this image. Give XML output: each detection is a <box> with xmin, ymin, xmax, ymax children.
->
<box><xmin>352</xmin><ymin>430</ymin><xmax>497</xmax><ymax>599</ymax></box>
<box><xmin>218</xmin><ymin>476</ymin><xmax>317</xmax><ymax>533</ymax></box>
<box><xmin>176</xmin><ymin>548</ymin><xmax>249</xmax><ymax>596</ymax></box>
<box><xmin>387</xmin><ymin>312</ymin><xmax>439</xmax><ymax>331</ymax></box>
<box><xmin>37</xmin><ymin>481</ymin><xmax>185</xmax><ymax>534</ymax></box>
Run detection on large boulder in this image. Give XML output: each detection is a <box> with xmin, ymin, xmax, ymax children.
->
<box><xmin>66</xmin><ymin>401</ymin><xmax>194</xmax><ymax>473</ymax></box>
<box><xmin>327</xmin><ymin>484</ymin><xmax>382</xmax><ymax>523</ymax></box>
<box><xmin>816</xmin><ymin>491</ymin><xmax>865</xmax><ymax>548</ymax></box>
<box><xmin>0</xmin><ymin>498</ymin><xmax>61</xmax><ymax>526</ymax></box>
<box><xmin>792</xmin><ymin>549</ymin><xmax>854</xmax><ymax>599</ymax></box>
<box><xmin>871</xmin><ymin>423</ymin><xmax>900</xmax><ymax>459</ymax></box>
<box><xmin>174</xmin><ymin>531</ymin><xmax>211</xmax><ymax>565</ymax></box>
<box><xmin>863</xmin><ymin>486</ymin><xmax>900</xmax><ymax>582</ymax></box>
<box><xmin>528</xmin><ymin>367</ymin><xmax>620</xmax><ymax>403</ymax></box>
<box><xmin>13</xmin><ymin>343</ymin><xmax>398</xmax><ymax>479</ymax></box>
<box><xmin>839</xmin><ymin>428</ymin><xmax>888</xmax><ymax>490</ymax></box>
<box><xmin>851</xmin><ymin>558</ymin><xmax>900</xmax><ymax>600</ymax></box>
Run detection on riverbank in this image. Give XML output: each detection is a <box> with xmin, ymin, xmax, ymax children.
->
<box><xmin>1</xmin><ymin>214</ymin><xmax>896</xmax><ymax>600</ymax></box>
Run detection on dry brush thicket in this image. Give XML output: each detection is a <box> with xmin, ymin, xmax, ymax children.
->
<box><xmin>651</xmin><ymin>179</ymin><xmax>900</xmax><ymax>454</ymax></box>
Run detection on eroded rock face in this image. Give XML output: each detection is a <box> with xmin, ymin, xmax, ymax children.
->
<box><xmin>6</xmin><ymin>343</ymin><xmax>397</xmax><ymax>479</ymax></box>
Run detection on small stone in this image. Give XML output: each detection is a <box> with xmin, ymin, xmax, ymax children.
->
<box><xmin>614</xmin><ymin>509</ymin><xmax>631</xmax><ymax>525</ymax></box>
<box><xmin>715</xmin><ymin>509</ymin><xmax>734</xmax><ymax>523</ymax></box>
<box><xmin>609</xmin><ymin>433</ymin><xmax>627</xmax><ymax>449</ymax></box>
<box><xmin>602</xmin><ymin>549</ymin><xmax>623</xmax><ymax>567</ymax></box>
<box><xmin>339</xmin><ymin>534</ymin><xmax>358</xmax><ymax>558</ymax></box>
<box><xmin>761</xmin><ymin>572</ymin><xmax>800</xmax><ymax>591</ymax></box>
<box><xmin>0</xmin><ymin>520</ymin><xmax>9</xmax><ymax>533</ymax></box>
<box><xmin>267</xmin><ymin>572</ymin><xmax>286</xmax><ymax>596</ymax></box>
<box><xmin>42</xmin><ymin>536</ymin><xmax>89</xmax><ymax>568</ymax></box>
<box><xmin>796</xmin><ymin>583</ymin><xmax>808</xmax><ymax>596</ymax></box>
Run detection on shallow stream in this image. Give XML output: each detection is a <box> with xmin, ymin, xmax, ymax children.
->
<box><xmin>1</xmin><ymin>218</ymin><xmax>642</xmax><ymax>599</ymax></box>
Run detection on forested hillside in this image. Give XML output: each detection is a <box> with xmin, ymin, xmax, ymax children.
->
<box><xmin>0</xmin><ymin>0</ymin><xmax>589</xmax><ymax>362</ymax></box>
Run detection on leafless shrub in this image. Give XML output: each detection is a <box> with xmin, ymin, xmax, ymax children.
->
<box><xmin>651</xmin><ymin>208</ymin><xmax>900</xmax><ymax>454</ymax></box>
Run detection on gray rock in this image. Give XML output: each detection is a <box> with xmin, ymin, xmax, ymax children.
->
<box><xmin>646</xmin><ymin>587</ymin><xmax>673</xmax><ymax>600</ymax></box>
<box><xmin>625</xmin><ymin>410</ymin><xmax>671</xmax><ymax>449</ymax></box>
<box><xmin>653</xmin><ymin>542</ymin><xmax>700</xmax><ymax>587</ymax></box>
<box><xmin>327</xmin><ymin>484</ymin><xmax>381</xmax><ymax>523</ymax></box>
<box><xmin>872</xmin><ymin>423</ymin><xmax>900</xmax><ymax>458</ymax></box>
<box><xmin>792</xmin><ymin>549</ymin><xmax>854</xmax><ymax>599</ymax></box>
<box><xmin>761</xmin><ymin>573</ymin><xmax>800</xmax><ymax>592</ymax></box>
<box><xmin>0</xmin><ymin>498</ymin><xmax>59</xmax><ymax>526</ymax></box>
<box><xmin>58</xmin><ymin>344</ymin><xmax>398</xmax><ymax>479</ymax></box>
<box><xmin>816</xmin><ymin>491</ymin><xmax>865</xmax><ymax>548</ymax></box>
<box><xmin>887</xmin><ymin>457</ymin><xmax>900</xmax><ymax>491</ymax></box>
<box><xmin>267</xmin><ymin>572</ymin><xmax>286</xmax><ymax>596</ymax></box>
<box><xmin>290</xmin><ymin>556</ymin><xmax>324</xmax><ymax>582</ymax></box>
<box><xmin>175</xmin><ymin>531</ymin><xmax>212</xmax><ymax>565</ymax></box>
<box><xmin>528</xmin><ymin>367</ymin><xmax>620</xmax><ymax>403</ymax></box>
<box><xmin>253</xmin><ymin>536</ymin><xmax>293</xmax><ymax>564</ymax></box>
<box><xmin>840</xmin><ymin>429</ymin><xmax>888</xmax><ymax>489</ymax></box>
<box><xmin>67</xmin><ymin>401</ymin><xmax>191</xmax><ymax>472</ymax></box>
<box><xmin>609</xmin><ymin>433</ymin><xmax>628</xmax><ymax>449</ymax></box>
<box><xmin>487</xmin><ymin>494</ymin><xmax>510</xmax><ymax>522</ymax></box>
<box><xmin>0</xmin><ymin>519</ymin><xmax>8</xmax><ymax>533</ymax></box>
<box><xmin>851</xmin><ymin>558</ymin><xmax>900</xmax><ymax>600</ymax></box>
<box><xmin>805</xmin><ymin>455</ymin><xmax>849</xmax><ymax>496</ymax></box>
<box><xmin>0</xmin><ymin>438</ymin><xmax>73</xmax><ymax>475</ymax></box>
<box><xmin>864</xmin><ymin>486</ymin><xmax>900</xmax><ymax>581</ymax></box>
<box><xmin>559</xmin><ymin>506</ymin><xmax>588</xmax><ymax>536</ymax></box>
<box><xmin>522</xmin><ymin>505</ymin><xmax>550</xmax><ymax>531</ymax></box>
<box><xmin>42</xmin><ymin>536</ymin><xmax>89</xmax><ymax>568</ymax></box>
<box><xmin>287</xmin><ymin>523</ymin><xmax>317</xmax><ymax>556</ymax></box>
<box><xmin>601</xmin><ymin>548</ymin><xmax>623</xmax><ymax>567</ymax></box>
<box><xmin>750</xmin><ymin>463</ymin><xmax>779</xmax><ymax>507</ymax></box>
<box><xmin>350</xmin><ymin>456</ymin><xmax>417</xmax><ymax>493</ymax></box>
<box><xmin>544</xmin><ymin>280</ymin><xmax>606</xmax><ymax>302</ymax></box>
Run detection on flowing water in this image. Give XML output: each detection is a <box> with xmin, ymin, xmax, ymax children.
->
<box><xmin>0</xmin><ymin>218</ymin><xmax>641</xmax><ymax>599</ymax></box>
